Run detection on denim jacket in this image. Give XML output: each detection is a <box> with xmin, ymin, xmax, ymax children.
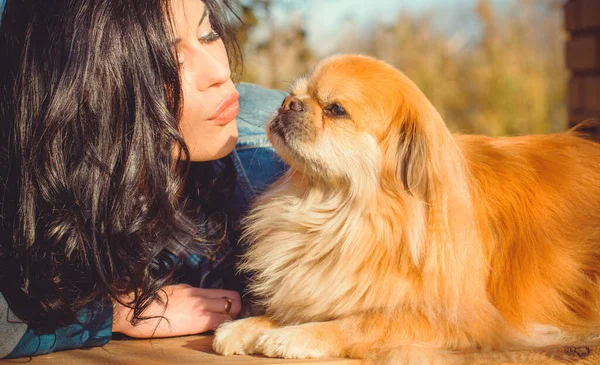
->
<box><xmin>1</xmin><ymin>83</ymin><xmax>288</xmax><ymax>359</ymax></box>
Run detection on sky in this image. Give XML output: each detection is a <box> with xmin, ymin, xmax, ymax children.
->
<box><xmin>266</xmin><ymin>0</ymin><xmax>510</xmax><ymax>56</ymax></box>
<box><xmin>0</xmin><ymin>0</ymin><xmax>508</xmax><ymax>28</ymax></box>
<box><xmin>0</xmin><ymin>0</ymin><xmax>510</xmax><ymax>54</ymax></box>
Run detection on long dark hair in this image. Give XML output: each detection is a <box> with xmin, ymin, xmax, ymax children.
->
<box><xmin>0</xmin><ymin>0</ymin><xmax>239</xmax><ymax>332</ymax></box>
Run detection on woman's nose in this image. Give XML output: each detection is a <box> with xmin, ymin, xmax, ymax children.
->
<box><xmin>188</xmin><ymin>43</ymin><xmax>231</xmax><ymax>90</ymax></box>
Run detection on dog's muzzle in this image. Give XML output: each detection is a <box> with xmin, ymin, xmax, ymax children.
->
<box><xmin>280</xmin><ymin>96</ymin><xmax>305</xmax><ymax>113</ymax></box>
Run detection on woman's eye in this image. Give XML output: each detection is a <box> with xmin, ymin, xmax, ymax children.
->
<box><xmin>198</xmin><ymin>30</ymin><xmax>221</xmax><ymax>44</ymax></box>
<box><xmin>173</xmin><ymin>30</ymin><xmax>220</xmax><ymax>66</ymax></box>
<box><xmin>326</xmin><ymin>103</ymin><xmax>347</xmax><ymax>116</ymax></box>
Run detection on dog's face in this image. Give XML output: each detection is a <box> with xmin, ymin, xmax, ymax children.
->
<box><xmin>267</xmin><ymin>55</ymin><xmax>436</xmax><ymax>192</ymax></box>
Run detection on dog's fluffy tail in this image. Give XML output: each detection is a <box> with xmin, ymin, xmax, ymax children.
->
<box><xmin>361</xmin><ymin>345</ymin><xmax>597</xmax><ymax>365</ymax></box>
<box><xmin>570</xmin><ymin>119</ymin><xmax>600</xmax><ymax>144</ymax></box>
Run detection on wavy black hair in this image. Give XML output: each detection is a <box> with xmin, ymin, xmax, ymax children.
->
<box><xmin>0</xmin><ymin>0</ymin><xmax>240</xmax><ymax>332</ymax></box>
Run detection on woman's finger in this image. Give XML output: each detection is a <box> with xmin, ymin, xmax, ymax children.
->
<box><xmin>198</xmin><ymin>296</ymin><xmax>242</xmax><ymax>318</ymax></box>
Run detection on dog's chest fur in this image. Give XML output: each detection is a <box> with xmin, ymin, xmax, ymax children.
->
<box><xmin>241</xmin><ymin>181</ymin><xmax>417</xmax><ymax>325</ymax></box>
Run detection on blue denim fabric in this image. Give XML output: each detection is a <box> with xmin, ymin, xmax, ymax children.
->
<box><xmin>6</xmin><ymin>302</ymin><xmax>113</xmax><ymax>359</ymax></box>
<box><xmin>232</xmin><ymin>82</ymin><xmax>288</xmax><ymax>214</ymax></box>
<box><xmin>1</xmin><ymin>82</ymin><xmax>288</xmax><ymax>358</ymax></box>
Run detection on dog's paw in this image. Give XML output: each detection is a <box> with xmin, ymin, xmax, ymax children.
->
<box><xmin>213</xmin><ymin>316</ymin><xmax>276</xmax><ymax>356</ymax></box>
<box><xmin>255</xmin><ymin>325</ymin><xmax>342</xmax><ymax>359</ymax></box>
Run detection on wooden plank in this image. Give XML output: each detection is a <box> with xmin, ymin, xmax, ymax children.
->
<box><xmin>569</xmin><ymin>76</ymin><xmax>585</xmax><ymax>111</ymax></box>
<box><xmin>564</xmin><ymin>0</ymin><xmax>581</xmax><ymax>32</ymax></box>
<box><xmin>584</xmin><ymin>75</ymin><xmax>600</xmax><ymax>110</ymax></box>
<box><xmin>566</xmin><ymin>34</ymin><xmax>600</xmax><ymax>71</ymax></box>
<box><xmin>581</xmin><ymin>0</ymin><xmax>600</xmax><ymax>30</ymax></box>
<box><xmin>565</xmin><ymin>0</ymin><xmax>600</xmax><ymax>32</ymax></box>
<box><xmin>2</xmin><ymin>336</ymin><xmax>600</xmax><ymax>365</ymax></box>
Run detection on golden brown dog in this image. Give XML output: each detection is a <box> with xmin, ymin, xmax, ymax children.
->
<box><xmin>213</xmin><ymin>54</ymin><xmax>600</xmax><ymax>364</ymax></box>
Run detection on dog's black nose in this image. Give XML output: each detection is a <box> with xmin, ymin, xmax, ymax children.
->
<box><xmin>281</xmin><ymin>96</ymin><xmax>305</xmax><ymax>112</ymax></box>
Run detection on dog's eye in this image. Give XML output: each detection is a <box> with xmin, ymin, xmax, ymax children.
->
<box><xmin>325</xmin><ymin>103</ymin><xmax>347</xmax><ymax>117</ymax></box>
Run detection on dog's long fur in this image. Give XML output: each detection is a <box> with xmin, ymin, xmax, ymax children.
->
<box><xmin>214</xmin><ymin>55</ymin><xmax>600</xmax><ymax>364</ymax></box>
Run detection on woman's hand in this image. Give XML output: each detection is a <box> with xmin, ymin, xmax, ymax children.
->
<box><xmin>111</xmin><ymin>284</ymin><xmax>241</xmax><ymax>338</ymax></box>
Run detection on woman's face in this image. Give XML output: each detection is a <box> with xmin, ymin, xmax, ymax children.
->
<box><xmin>171</xmin><ymin>0</ymin><xmax>239</xmax><ymax>161</ymax></box>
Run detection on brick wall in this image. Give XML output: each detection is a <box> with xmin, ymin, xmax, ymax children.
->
<box><xmin>564</xmin><ymin>0</ymin><xmax>600</xmax><ymax>127</ymax></box>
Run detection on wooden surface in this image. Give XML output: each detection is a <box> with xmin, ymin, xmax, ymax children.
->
<box><xmin>2</xmin><ymin>335</ymin><xmax>600</xmax><ymax>365</ymax></box>
<box><xmin>0</xmin><ymin>336</ymin><xmax>357</xmax><ymax>365</ymax></box>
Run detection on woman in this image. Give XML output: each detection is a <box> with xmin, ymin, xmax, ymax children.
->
<box><xmin>0</xmin><ymin>0</ymin><xmax>286</xmax><ymax>358</ymax></box>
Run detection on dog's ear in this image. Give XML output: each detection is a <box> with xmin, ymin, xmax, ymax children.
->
<box><xmin>396</xmin><ymin>117</ymin><xmax>429</xmax><ymax>200</ymax></box>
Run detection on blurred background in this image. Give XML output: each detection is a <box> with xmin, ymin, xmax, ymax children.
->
<box><xmin>232</xmin><ymin>0</ymin><xmax>567</xmax><ymax>136</ymax></box>
<box><xmin>0</xmin><ymin>0</ymin><xmax>569</xmax><ymax>136</ymax></box>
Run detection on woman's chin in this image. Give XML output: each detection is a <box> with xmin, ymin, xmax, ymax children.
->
<box><xmin>190</xmin><ymin>120</ymin><xmax>239</xmax><ymax>162</ymax></box>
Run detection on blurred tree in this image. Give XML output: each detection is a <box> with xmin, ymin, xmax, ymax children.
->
<box><xmin>233</xmin><ymin>0</ymin><xmax>315</xmax><ymax>88</ymax></box>
<box><xmin>231</xmin><ymin>0</ymin><xmax>265</xmax><ymax>47</ymax></box>
<box><xmin>367</xmin><ymin>0</ymin><xmax>566</xmax><ymax>135</ymax></box>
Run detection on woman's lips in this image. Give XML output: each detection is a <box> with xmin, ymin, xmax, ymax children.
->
<box><xmin>209</xmin><ymin>92</ymin><xmax>240</xmax><ymax>126</ymax></box>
